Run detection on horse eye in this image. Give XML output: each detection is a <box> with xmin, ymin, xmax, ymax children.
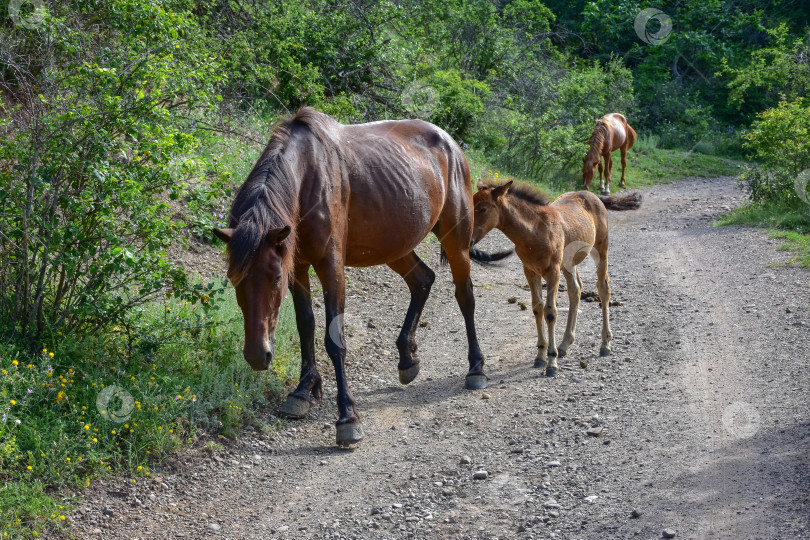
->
<box><xmin>274</xmin><ymin>276</ymin><xmax>281</xmax><ymax>287</ymax></box>
<box><xmin>477</xmin><ymin>207</ymin><xmax>487</xmax><ymax>213</ymax></box>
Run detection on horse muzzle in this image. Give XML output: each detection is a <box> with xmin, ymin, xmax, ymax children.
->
<box><xmin>243</xmin><ymin>338</ymin><xmax>276</xmax><ymax>371</ymax></box>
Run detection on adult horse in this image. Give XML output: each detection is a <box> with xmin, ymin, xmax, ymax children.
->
<box><xmin>213</xmin><ymin>108</ymin><xmax>505</xmax><ymax>447</ymax></box>
<box><xmin>582</xmin><ymin>113</ymin><xmax>636</xmax><ymax>195</ymax></box>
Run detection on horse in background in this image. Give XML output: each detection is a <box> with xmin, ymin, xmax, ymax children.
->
<box><xmin>471</xmin><ymin>179</ymin><xmax>641</xmax><ymax>377</ymax></box>
<box><xmin>582</xmin><ymin>113</ymin><xmax>636</xmax><ymax>195</ymax></box>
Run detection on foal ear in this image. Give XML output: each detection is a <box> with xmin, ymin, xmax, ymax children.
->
<box><xmin>267</xmin><ymin>225</ymin><xmax>292</xmax><ymax>245</ymax></box>
<box><xmin>492</xmin><ymin>180</ymin><xmax>513</xmax><ymax>199</ymax></box>
<box><xmin>213</xmin><ymin>228</ymin><xmax>234</xmax><ymax>244</ymax></box>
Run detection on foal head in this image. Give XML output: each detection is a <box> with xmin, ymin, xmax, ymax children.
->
<box><xmin>472</xmin><ymin>180</ymin><xmax>513</xmax><ymax>244</ymax></box>
<box><xmin>213</xmin><ymin>225</ymin><xmax>292</xmax><ymax>371</ymax></box>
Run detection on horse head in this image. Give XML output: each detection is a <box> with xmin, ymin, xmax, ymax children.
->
<box><xmin>582</xmin><ymin>156</ymin><xmax>597</xmax><ymax>188</ymax></box>
<box><xmin>214</xmin><ymin>225</ymin><xmax>292</xmax><ymax>371</ymax></box>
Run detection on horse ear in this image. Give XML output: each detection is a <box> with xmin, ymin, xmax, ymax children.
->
<box><xmin>213</xmin><ymin>228</ymin><xmax>234</xmax><ymax>244</ymax></box>
<box><xmin>492</xmin><ymin>180</ymin><xmax>513</xmax><ymax>199</ymax></box>
<box><xmin>267</xmin><ymin>225</ymin><xmax>292</xmax><ymax>245</ymax></box>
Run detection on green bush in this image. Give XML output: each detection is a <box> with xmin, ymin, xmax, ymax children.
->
<box><xmin>737</xmin><ymin>96</ymin><xmax>810</xmax><ymax>216</ymax></box>
<box><xmin>0</xmin><ymin>1</ymin><xmax>226</xmax><ymax>346</ymax></box>
<box><xmin>743</xmin><ymin>97</ymin><xmax>810</xmax><ymax>174</ymax></box>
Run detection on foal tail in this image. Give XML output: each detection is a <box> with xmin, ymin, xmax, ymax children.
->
<box><xmin>439</xmin><ymin>245</ymin><xmax>513</xmax><ymax>266</ymax></box>
<box><xmin>598</xmin><ymin>192</ymin><xmax>642</xmax><ymax>211</ymax></box>
<box><xmin>469</xmin><ymin>247</ymin><xmax>514</xmax><ymax>265</ymax></box>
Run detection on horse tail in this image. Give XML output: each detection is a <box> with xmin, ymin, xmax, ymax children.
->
<box><xmin>469</xmin><ymin>247</ymin><xmax>514</xmax><ymax>265</ymax></box>
<box><xmin>598</xmin><ymin>192</ymin><xmax>642</xmax><ymax>211</ymax></box>
<box><xmin>625</xmin><ymin>123</ymin><xmax>637</xmax><ymax>150</ymax></box>
<box><xmin>440</xmin><ymin>246</ymin><xmax>448</xmax><ymax>266</ymax></box>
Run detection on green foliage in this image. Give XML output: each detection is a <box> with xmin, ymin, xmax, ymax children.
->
<box><xmin>0</xmin><ymin>291</ymin><xmax>299</xmax><ymax>537</ymax></box>
<box><xmin>428</xmin><ymin>70</ymin><xmax>490</xmax><ymax>140</ymax></box>
<box><xmin>719</xmin><ymin>24</ymin><xmax>810</xmax><ymax>111</ymax></box>
<box><xmin>743</xmin><ymin>97</ymin><xmax>810</xmax><ymax>174</ymax></box>
<box><xmin>0</xmin><ymin>1</ymin><xmax>228</xmax><ymax>346</ymax></box>
<box><xmin>735</xmin><ymin>96</ymin><xmax>810</xmax><ymax>221</ymax></box>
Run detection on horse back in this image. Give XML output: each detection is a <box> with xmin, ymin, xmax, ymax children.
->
<box><xmin>551</xmin><ymin>191</ymin><xmax>608</xmax><ymax>244</ymax></box>
<box><xmin>298</xmin><ymin>117</ymin><xmax>469</xmax><ymax>266</ymax></box>
<box><xmin>604</xmin><ymin>113</ymin><xmax>627</xmax><ymax>151</ymax></box>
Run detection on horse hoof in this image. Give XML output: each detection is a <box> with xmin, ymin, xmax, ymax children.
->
<box><xmin>336</xmin><ymin>422</ymin><xmax>364</xmax><ymax>448</ymax></box>
<box><xmin>558</xmin><ymin>348</ymin><xmax>568</xmax><ymax>358</ymax></box>
<box><xmin>601</xmin><ymin>190</ymin><xmax>610</xmax><ymax>197</ymax></box>
<box><xmin>278</xmin><ymin>395</ymin><xmax>311</xmax><ymax>419</ymax></box>
<box><xmin>599</xmin><ymin>347</ymin><xmax>611</xmax><ymax>357</ymax></box>
<box><xmin>545</xmin><ymin>366</ymin><xmax>558</xmax><ymax>378</ymax></box>
<box><xmin>398</xmin><ymin>363</ymin><xmax>420</xmax><ymax>385</ymax></box>
<box><xmin>464</xmin><ymin>374</ymin><xmax>488</xmax><ymax>390</ymax></box>
<box><xmin>533</xmin><ymin>359</ymin><xmax>547</xmax><ymax>370</ymax></box>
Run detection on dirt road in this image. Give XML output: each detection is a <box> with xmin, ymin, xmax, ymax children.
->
<box><xmin>69</xmin><ymin>176</ymin><xmax>810</xmax><ymax>540</ymax></box>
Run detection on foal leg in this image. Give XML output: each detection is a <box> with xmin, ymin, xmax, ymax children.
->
<box><xmin>558</xmin><ymin>265</ymin><xmax>582</xmax><ymax>357</ymax></box>
<box><xmin>543</xmin><ymin>267</ymin><xmax>562</xmax><ymax>377</ymax></box>
<box><xmin>387</xmin><ymin>251</ymin><xmax>435</xmax><ymax>385</ymax></box>
<box><xmin>525</xmin><ymin>269</ymin><xmax>548</xmax><ymax>370</ymax></box>
<box><xmin>279</xmin><ymin>263</ymin><xmax>323</xmax><ymax>419</ymax></box>
<box><xmin>593</xmin><ymin>248</ymin><xmax>613</xmax><ymax>357</ymax></box>
<box><xmin>313</xmin><ymin>261</ymin><xmax>363</xmax><ymax>447</ymax></box>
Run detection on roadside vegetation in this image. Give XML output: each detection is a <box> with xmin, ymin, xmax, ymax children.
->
<box><xmin>0</xmin><ymin>0</ymin><xmax>807</xmax><ymax>536</ymax></box>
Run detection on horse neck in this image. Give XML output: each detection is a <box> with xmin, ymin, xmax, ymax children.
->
<box><xmin>496</xmin><ymin>195</ymin><xmax>547</xmax><ymax>242</ymax></box>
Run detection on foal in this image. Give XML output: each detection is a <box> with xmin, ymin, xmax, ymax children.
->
<box><xmin>472</xmin><ymin>179</ymin><xmax>641</xmax><ymax>376</ymax></box>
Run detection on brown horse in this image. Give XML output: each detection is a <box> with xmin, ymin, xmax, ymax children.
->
<box><xmin>471</xmin><ymin>179</ymin><xmax>641</xmax><ymax>376</ymax></box>
<box><xmin>213</xmin><ymin>108</ymin><xmax>505</xmax><ymax>447</ymax></box>
<box><xmin>582</xmin><ymin>113</ymin><xmax>636</xmax><ymax>195</ymax></box>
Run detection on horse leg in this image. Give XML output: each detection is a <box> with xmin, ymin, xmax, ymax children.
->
<box><xmin>558</xmin><ymin>265</ymin><xmax>581</xmax><ymax>357</ymax></box>
<box><xmin>543</xmin><ymin>267</ymin><xmax>562</xmax><ymax>377</ymax></box>
<box><xmin>313</xmin><ymin>261</ymin><xmax>363</xmax><ymax>447</ymax></box>
<box><xmin>620</xmin><ymin>146</ymin><xmax>627</xmax><ymax>188</ymax></box>
<box><xmin>278</xmin><ymin>263</ymin><xmax>323</xmax><ymax>419</ymax></box>
<box><xmin>387</xmin><ymin>252</ymin><xmax>435</xmax><ymax>385</ymax></box>
<box><xmin>593</xmin><ymin>246</ymin><xmax>613</xmax><ymax>357</ymax></box>
<box><xmin>438</xmin><ymin>233</ymin><xmax>486</xmax><ymax>390</ymax></box>
<box><xmin>525</xmin><ymin>269</ymin><xmax>547</xmax><ymax>370</ymax></box>
<box><xmin>597</xmin><ymin>161</ymin><xmax>604</xmax><ymax>192</ymax></box>
<box><xmin>601</xmin><ymin>154</ymin><xmax>612</xmax><ymax>196</ymax></box>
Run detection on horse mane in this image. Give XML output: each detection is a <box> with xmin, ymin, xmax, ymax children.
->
<box><xmin>226</xmin><ymin>107</ymin><xmax>334</xmax><ymax>281</ymax></box>
<box><xmin>479</xmin><ymin>178</ymin><xmax>551</xmax><ymax>206</ymax></box>
<box><xmin>584</xmin><ymin>119</ymin><xmax>610</xmax><ymax>166</ymax></box>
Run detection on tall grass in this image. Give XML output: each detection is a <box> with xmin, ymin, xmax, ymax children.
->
<box><xmin>0</xmin><ymin>286</ymin><xmax>299</xmax><ymax>537</ymax></box>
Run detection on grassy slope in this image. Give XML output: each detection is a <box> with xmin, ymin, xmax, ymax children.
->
<box><xmin>467</xmin><ymin>144</ymin><xmax>742</xmax><ymax>196</ymax></box>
